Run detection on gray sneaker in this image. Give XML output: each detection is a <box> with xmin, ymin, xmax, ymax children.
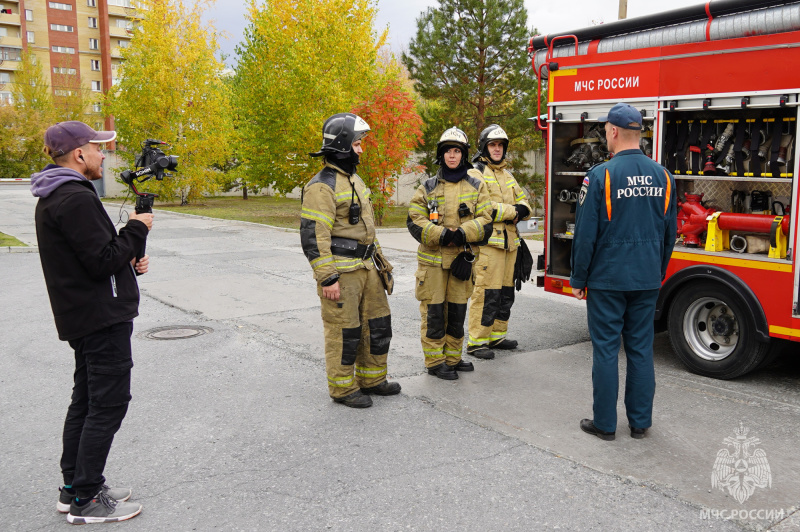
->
<box><xmin>58</xmin><ymin>485</ymin><xmax>132</xmax><ymax>513</ymax></box>
<box><xmin>67</xmin><ymin>490</ymin><xmax>142</xmax><ymax>524</ymax></box>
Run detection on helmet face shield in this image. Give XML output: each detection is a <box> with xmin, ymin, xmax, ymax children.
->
<box><xmin>311</xmin><ymin>113</ymin><xmax>371</xmax><ymax>157</ymax></box>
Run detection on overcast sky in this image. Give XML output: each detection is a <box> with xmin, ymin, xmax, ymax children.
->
<box><xmin>209</xmin><ymin>0</ymin><xmax>706</xmax><ymax>63</ymax></box>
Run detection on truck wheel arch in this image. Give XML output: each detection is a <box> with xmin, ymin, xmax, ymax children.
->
<box><xmin>655</xmin><ymin>265</ymin><xmax>770</xmax><ymax>343</ymax></box>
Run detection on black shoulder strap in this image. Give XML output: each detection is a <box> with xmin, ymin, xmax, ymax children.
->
<box><xmin>663</xmin><ymin>120</ymin><xmax>678</xmax><ymax>170</ymax></box>
<box><xmin>676</xmin><ymin>120</ymin><xmax>690</xmax><ymax>173</ymax></box>
<box><xmin>688</xmin><ymin>121</ymin><xmax>702</xmax><ymax>174</ymax></box>
<box><xmin>769</xmin><ymin>120</ymin><xmax>784</xmax><ymax>177</ymax></box>
<box><xmin>732</xmin><ymin>121</ymin><xmax>747</xmax><ymax>176</ymax></box>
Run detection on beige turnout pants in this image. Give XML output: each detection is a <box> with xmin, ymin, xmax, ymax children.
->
<box><xmin>319</xmin><ymin>267</ymin><xmax>392</xmax><ymax>398</ymax></box>
<box><xmin>468</xmin><ymin>246</ymin><xmax>517</xmax><ymax>347</ymax></box>
<box><xmin>414</xmin><ymin>264</ymin><xmax>474</xmax><ymax>368</ymax></box>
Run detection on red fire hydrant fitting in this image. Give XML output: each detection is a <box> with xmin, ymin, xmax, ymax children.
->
<box><xmin>677</xmin><ymin>193</ymin><xmax>715</xmax><ymax>247</ymax></box>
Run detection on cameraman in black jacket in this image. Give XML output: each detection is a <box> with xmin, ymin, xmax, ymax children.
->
<box><xmin>31</xmin><ymin>121</ymin><xmax>152</xmax><ymax>525</ymax></box>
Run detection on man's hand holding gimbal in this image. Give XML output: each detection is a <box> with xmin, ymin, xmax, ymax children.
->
<box><xmin>130</xmin><ymin>212</ymin><xmax>153</xmax><ymax>231</ymax></box>
<box><xmin>132</xmin><ymin>254</ymin><xmax>149</xmax><ymax>274</ymax></box>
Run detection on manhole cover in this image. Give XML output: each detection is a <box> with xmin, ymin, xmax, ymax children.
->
<box><xmin>143</xmin><ymin>326</ymin><xmax>213</xmax><ymax>340</ymax></box>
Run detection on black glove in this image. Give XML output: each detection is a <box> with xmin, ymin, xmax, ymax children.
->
<box><xmin>441</xmin><ymin>229</ymin><xmax>456</xmax><ymax>246</ymax></box>
<box><xmin>450</xmin><ymin>250</ymin><xmax>475</xmax><ymax>281</ymax></box>
<box><xmin>451</xmin><ymin>228</ymin><xmax>466</xmax><ymax>247</ymax></box>
<box><xmin>506</xmin><ymin>204</ymin><xmax>530</xmax><ymax>224</ymax></box>
<box><xmin>513</xmin><ymin>239</ymin><xmax>534</xmax><ymax>291</ymax></box>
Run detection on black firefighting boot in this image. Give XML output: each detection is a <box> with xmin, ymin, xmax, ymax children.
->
<box><xmin>361</xmin><ymin>381</ymin><xmax>402</xmax><ymax>396</ymax></box>
<box><xmin>427</xmin><ymin>363</ymin><xmax>458</xmax><ymax>380</ymax></box>
<box><xmin>453</xmin><ymin>359</ymin><xmax>474</xmax><ymax>371</ymax></box>
<box><xmin>333</xmin><ymin>390</ymin><xmax>373</xmax><ymax>408</ymax></box>
<box><xmin>467</xmin><ymin>345</ymin><xmax>495</xmax><ymax>359</ymax></box>
<box><xmin>489</xmin><ymin>338</ymin><xmax>518</xmax><ymax>350</ymax></box>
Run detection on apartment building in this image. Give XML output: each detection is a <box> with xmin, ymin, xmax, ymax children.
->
<box><xmin>0</xmin><ymin>0</ymin><xmax>137</xmax><ymax>130</ymax></box>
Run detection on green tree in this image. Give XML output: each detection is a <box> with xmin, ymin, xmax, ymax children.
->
<box><xmin>402</xmin><ymin>0</ymin><xmax>542</xmax><ymax>182</ymax></box>
<box><xmin>233</xmin><ymin>0</ymin><xmax>386</xmax><ymax>195</ymax></box>
<box><xmin>106</xmin><ymin>0</ymin><xmax>233</xmax><ymax>204</ymax></box>
<box><xmin>0</xmin><ymin>50</ymin><xmax>54</xmax><ymax>177</ymax></box>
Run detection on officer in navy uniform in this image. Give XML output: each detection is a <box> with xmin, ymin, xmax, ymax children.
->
<box><xmin>570</xmin><ymin>103</ymin><xmax>677</xmax><ymax>441</ymax></box>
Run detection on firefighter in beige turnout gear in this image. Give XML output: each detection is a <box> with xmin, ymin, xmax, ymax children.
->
<box><xmin>467</xmin><ymin>125</ymin><xmax>532</xmax><ymax>360</ymax></box>
<box><xmin>407</xmin><ymin>127</ymin><xmax>493</xmax><ymax>380</ymax></box>
<box><xmin>300</xmin><ymin>113</ymin><xmax>400</xmax><ymax>408</ymax></box>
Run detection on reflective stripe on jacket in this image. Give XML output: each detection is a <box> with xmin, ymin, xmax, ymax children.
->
<box><xmin>300</xmin><ymin>161</ymin><xmax>379</xmax><ymax>282</ymax></box>
<box><xmin>406</xmin><ymin>170</ymin><xmax>493</xmax><ymax>269</ymax></box>
<box><xmin>468</xmin><ymin>159</ymin><xmax>531</xmax><ymax>252</ymax></box>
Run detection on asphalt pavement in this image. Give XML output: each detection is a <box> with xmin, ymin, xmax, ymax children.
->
<box><xmin>1</xmin><ymin>184</ymin><xmax>798</xmax><ymax>531</ymax></box>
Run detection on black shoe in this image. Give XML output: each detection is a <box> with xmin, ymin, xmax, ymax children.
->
<box><xmin>580</xmin><ymin>419</ymin><xmax>615</xmax><ymax>441</ymax></box>
<box><xmin>361</xmin><ymin>380</ymin><xmax>401</xmax><ymax>396</ymax></box>
<box><xmin>427</xmin><ymin>363</ymin><xmax>458</xmax><ymax>380</ymax></box>
<box><xmin>490</xmin><ymin>338</ymin><xmax>518</xmax><ymax>350</ymax></box>
<box><xmin>467</xmin><ymin>346</ymin><xmax>495</xmax><ymax>359</ymax></box>
<box><xmin>630</xmin><ymin>426</ymin><xmax>648</xmax><ymax>439</ymax></box>
<box><xmin>453</xmin><ymin>359</ymin><xmax>474</xmax><ymax>372</ymax></box>
<box><xmin>332</xmin><ymin>390</ymin><xmax>373</xmax><ymax>408</ymax></box>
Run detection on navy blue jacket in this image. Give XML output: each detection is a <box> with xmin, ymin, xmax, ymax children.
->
<box><xmin>570</xmin><ymin>149</ymin><xmax>677</xmax><ymax>291</ymax></box>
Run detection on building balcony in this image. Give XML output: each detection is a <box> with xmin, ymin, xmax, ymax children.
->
<box><xmin>1</xmin><ymin>35</ymin><xmax>22</xmax><ymax>47</ymax></box>
<box><xmin>108</xmin><ymin>4</ymin><xmax>141</xmax><ymax>19</ymax></box>
<box><xmin>0</xmin><ymin>59</ymin><xmax>21</xmax><ymax>71</ymax></box>
<box><xmin>109</xmin><ymin>26</ymin><xmax>132</xmax><ymax>38</ymax></box>
<box><xmin>0</xmin><ymin>12</ymin><xmax>22</xmax><ymax>26</ymax></box>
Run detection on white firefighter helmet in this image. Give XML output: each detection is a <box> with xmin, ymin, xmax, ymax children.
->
<box><xmin>309</xmin><ymin>113</ymin><xmax>371</xmax><ymax>157</ymax></box>
<box><xmin>473</xmin><ymin>124</ymin><xmax>509</xmax><ymax>162</ymax></box>
<box><xmin>436</xmin><ymin>127</ymin><xmax>470</xmax><ymax>165</ymax></box>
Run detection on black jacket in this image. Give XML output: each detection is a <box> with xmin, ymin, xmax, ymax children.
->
<box><xmin>32</xmin><ymin>167</ymin><xmax>148</xmax><ymax>341</ymax></box>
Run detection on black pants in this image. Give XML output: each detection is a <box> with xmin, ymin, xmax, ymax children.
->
<box><xmin>62</xmin><ymin>322</ymin><xmax>134</xmax><ymax>499</ymax></box>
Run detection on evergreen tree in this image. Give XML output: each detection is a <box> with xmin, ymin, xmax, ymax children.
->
<box><xmin>402</xmin><ymin>0</ymin><xmax>542</xmax><ymax>182</ymax></box>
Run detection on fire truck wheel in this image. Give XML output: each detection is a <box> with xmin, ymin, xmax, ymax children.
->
<box><xmin>667</xmin><ymin>282</ymin><xmax>769</xmax><ymax>379</ymax></box>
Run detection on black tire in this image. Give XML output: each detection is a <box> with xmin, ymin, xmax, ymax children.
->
<box><xmin>667</xmin><ymin>281</ymin><xmax>770</xmax><ymax>379</ymax></box>
<box><xmin>757</xmin><ymin>338</ymin><xmax>790</xmax><ymax>370</ymax></box>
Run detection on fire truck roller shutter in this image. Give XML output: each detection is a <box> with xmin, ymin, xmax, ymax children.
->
<box><xmin>660</xmin><ymin>266</ymin><xmax>774</xmax><ymax>380</ymax></box>
<box><xmin>532</xmin><ymin>1</ymin><xmax>800</xmax><ymax>79</ymax></box>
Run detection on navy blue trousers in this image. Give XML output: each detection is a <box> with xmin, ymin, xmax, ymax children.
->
<box><xmin>586</xmin><ymin>289</ymin><xmax>659</xmax><ymax>433</ymax></box>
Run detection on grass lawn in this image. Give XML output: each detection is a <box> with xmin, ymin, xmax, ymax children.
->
<box><xmin>104</xmin><ymin>196</ymin><xmax>410</xmax><ymax>229</ymax></box>
<box><xmin>522</xmin><ymin>232</ymin><xmax>544</xmax><ymax>241</ymax></box>
<box><xmin>0</xmin><ymin>232</ymin><xmax>26</xmax><ymax>247</ymax></box>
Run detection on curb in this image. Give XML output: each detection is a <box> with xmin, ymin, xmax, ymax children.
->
<box><xmin>101</xmin><ymin>202</ymin><xmax>410</xmax><ymax>234</ymax></box>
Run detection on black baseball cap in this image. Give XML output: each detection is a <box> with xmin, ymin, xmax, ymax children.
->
<box><xmin>44</xmin><ymin>121</ymin><xmax>117</xmax><ymax>157</ymax></box>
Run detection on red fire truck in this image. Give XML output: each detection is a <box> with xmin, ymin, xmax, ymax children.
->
<box><xmin>530</xmin><ymin>0</ymin><xmax>799</xmax><ymax>379</ymax></box>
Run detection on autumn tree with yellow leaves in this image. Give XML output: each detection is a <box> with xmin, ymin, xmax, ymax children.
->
<box><xmin>106</xmin><ymin>0</ymin><xmax>232</xmax><ymax>204</ymax></box>
<box><xmin>233</xmin><ymin>0</ymin><xmax>387</xmax><ymax>195</ymax></box>
<box><xmin>0</xmin><ymin>50</ymin><xmax>56</xmax><ymax>178</ymax></box>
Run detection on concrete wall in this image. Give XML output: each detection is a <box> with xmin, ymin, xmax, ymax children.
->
<box><xmin>101</xmin><ymin>150</ymin><xmax>129</xmax><ymax>197</ymax></box>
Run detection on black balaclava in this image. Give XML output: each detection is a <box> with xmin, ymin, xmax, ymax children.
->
<box><xmin>439</xmin><ymin>146</ymin><xmax>468</xmax><ymax>183</ymax></box>
<box><xmin>329</xmin><ymin>148</ymin><xmax>360</xmax><ymax>175</ymax></box>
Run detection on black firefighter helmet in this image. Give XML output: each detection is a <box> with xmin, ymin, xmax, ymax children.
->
<box><xmin>436</xmin><ymin>127</ymin><xmax>471</xmax><ymax>166</ymax></box>
<box><xmin>472</xmin><ymin>124</ymin><xmax>509</xmax><ymax>163</ymax></box>
<box><xmin>309</xmin><ymin>113</ymin><xmax>371</xmax><ymax>157</ymax></box>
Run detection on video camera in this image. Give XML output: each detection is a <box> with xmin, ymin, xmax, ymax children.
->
<box><xmin>120</xmin><ymin>139</ymin><xmax>178</xmax><ymax>213</ymax></box>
